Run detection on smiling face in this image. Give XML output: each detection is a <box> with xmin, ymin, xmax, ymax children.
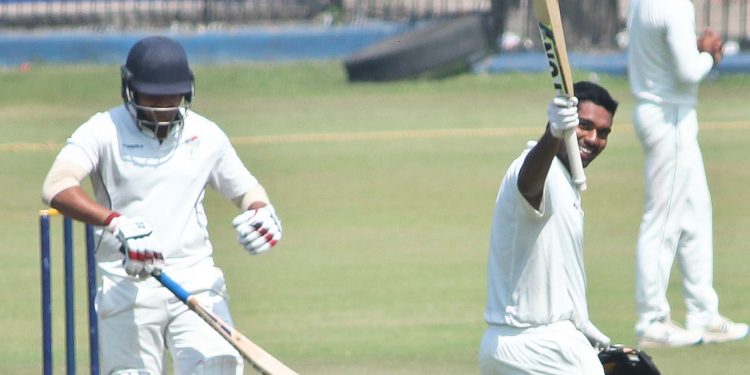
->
<box><xmin>558</xmin><ymin>100</ymin><xmax>613</xmax><ymax>168</ymax></box>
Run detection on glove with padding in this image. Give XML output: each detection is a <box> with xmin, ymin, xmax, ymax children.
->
<box><xmin>598</xmin><ymin>345</ymin><xmax>661</xmax><ymax>375</ymax></box>
<box><xmin>232</xmin><ymin>204</ymin><xmax>282</xmax><ymax>255</ymax></box>
<box><xmin>547</xmin><ymin>95</ymin><xmax>579</xmax><ymax>139</ymax></box>
<box><xmin>106</xmin><ymin>215</ymin><xmax>163</xmax><ymax>278</ymax></box>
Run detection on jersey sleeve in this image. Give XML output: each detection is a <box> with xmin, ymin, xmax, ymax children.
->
<box><xmin>665</xmin><ymin>2</ymin><xmax>714</xmax><ymax>83</ymax></box>
<box><xmin>55</xmin><ymin>112</ymin><xmax>110</xmax><ymax>174</ymax></box>
<box><xmin>208</xmin><ymin>133</ymin><xmax>259</xmax><ymax>200</ymax></box>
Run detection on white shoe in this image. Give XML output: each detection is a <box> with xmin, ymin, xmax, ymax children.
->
<box><xmin>689</xmin><ymin>315</ymin><xmax>749</xmax><ymax>344</ymax></box>
<box><xmin>636</xmin><ymin>318</ymin><xmax>703</xmax><ymax>348</ymax></box>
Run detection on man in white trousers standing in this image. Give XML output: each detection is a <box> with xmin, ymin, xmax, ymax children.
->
<box><xmin>628</xmin><ymin>0</ymin><xmax>748</xmax><ymax>348</ymax></box>
<box><xmin>41</xmin><ymin>36</ymin><xmax>283</xmax><ymax>374</ymax></box>
<box><xmin>479</xmin><ymin>81</ymin><xmax>618</xmax><ymax>374</ymax></box>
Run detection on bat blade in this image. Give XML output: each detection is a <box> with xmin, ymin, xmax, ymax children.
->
<box><xmin>534</xmin><ymin>0</ymin><xmax>587</xmax><ymax>191</ymax></box>
<box><xmin>154</xmin><ymin>271</ymin><xmax>298</xmax><ymax>375</ymax></box>
<box><xmin>187</xmin><ymin>298</ymin><xmax>298</xmax><ymax>375</ymax></box>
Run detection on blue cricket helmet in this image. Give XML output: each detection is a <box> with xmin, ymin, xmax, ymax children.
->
<box><xmin>122</xmin><ymin>36</ymin><xmax>194</xmax><ymax>98</ymax></box>
<box><xmin>120</xmin><ymin>36</ymin><xmax>194</xmax><ymax>138</ymax></box>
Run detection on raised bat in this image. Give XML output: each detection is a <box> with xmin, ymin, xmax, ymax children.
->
<box><xmin>534</xmin><ymin>0</ymin><xmax>587</xmax><ymax>191</ymax></box>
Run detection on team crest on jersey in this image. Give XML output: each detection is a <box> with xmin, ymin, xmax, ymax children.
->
<box><xmin>183</xmin><ymin>134</ymin><xmax>200</xmax><ymax>157</ymax></box>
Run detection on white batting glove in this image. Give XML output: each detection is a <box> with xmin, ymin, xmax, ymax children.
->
<box><xmin>581</xmin><ymin>320</ymin><xmax>611</xmax><ymax>349</ymax></box>
<box><xmin>547</xmin><ymin>95</ymin><xmax>579</xmax><ymax>139</ymax></box>
<box><xmin>232</xmin><ymin>204</ymin><xmax>282</xmax><ymax>255</ymax></box>
<box><xmin>106</xmin><ymin>215</ymin><xmax>163</xmax><ymax>278</ymax></box>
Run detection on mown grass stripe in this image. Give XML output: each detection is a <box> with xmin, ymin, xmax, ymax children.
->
<box><xmin>2</xmin><ymin>121</ymin><xmax>748</xmax><ymax>153</ymax></box>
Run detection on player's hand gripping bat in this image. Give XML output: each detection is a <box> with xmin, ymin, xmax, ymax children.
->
<box><xmin>534</xmin><ymin>0</ymin><xmax>587</xmax><ymax>191</ymax></box>
<box><xmin>152</xmin><ymin>271</ymin><xmax>298</xmax><ymax>375</ymax></box>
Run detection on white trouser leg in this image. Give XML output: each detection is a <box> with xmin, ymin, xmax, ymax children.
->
<box><xmin>634</xmin><ymin>101</ymin><xmax>681</xmax><ymax>329</ymax></box>
<box><xmin>674</xmin><ymin>107</ymin><xmax>719</xmax><ymax>328</ymax></box>
<box><xmin>633</xmin><ymin>101</ymin><xmax>718</xmax><ymax>331</ymax></box>
<box><xmin>97</xmin><ymin>268</ymin><xmax>243</xmax><ymax>375</ymax></box>
<box><xmin>98</xmin><ymin>275</ymin><xmax>169</xmax><ymax>374</ymax></box>
<box><xmin>167</xmin><ymin>271</ymin><xmax>243</xmax><ymax>375</ymax></box>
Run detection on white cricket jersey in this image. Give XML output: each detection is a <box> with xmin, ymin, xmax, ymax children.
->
<box><xmin>484</xmin><ymin>143</ymin><xmax>589</xmax><ymax>329</ymax></box>
<box><xmin>627</xmin><ymin>0</ymin><xmax>714</xmax><ymax>105</ymax></box>
<box><xmin>55</xmin><ymin>105</ymin><xmax>258</xmax><ymax>277</ymax></box>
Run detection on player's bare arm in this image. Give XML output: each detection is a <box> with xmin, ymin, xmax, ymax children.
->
<box><xmin>518</xmin><ymin>131</ymin><xmax>560</xmax><ymax>209</ymax></box>
<box><xmin>49</xmin><ymin>185</ymin><xmax>164</xmax><ymax>279</ymax></box>
<box><xmin>518</xmin><ymin>96</ymin><xmax>579</xmax><ymax>210</ymax></box>
<box><xmin>42</xmin><ymin>158</ymin><xmax>113</xmax><ymax>225</ymax></box>
<box><xmin>49</xmin><ymin>186</ymin><xmax>112</xmax><ymax>225</ymax></box>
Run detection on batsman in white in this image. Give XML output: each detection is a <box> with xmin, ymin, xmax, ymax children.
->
<box><xmin>40</xmin><ymin>36</ymin><xmax>283</xmax><ymax>374</ymax></box>
<box><xmin>628</xmin><ymin>0</ymin><xmax>748</xmax><ymax>348</ymax></box>
<box><xmin>478</xmin><ymin>82</ymin><xmax>618</xmax><ymax>375</ymax></box>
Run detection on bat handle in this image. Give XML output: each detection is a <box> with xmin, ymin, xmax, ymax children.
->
<box><xmin>563</xmin><ymin>128</ymin><xmax>587</xmax><ymax>191</ymax></box>
<box><xmin>152</xmin><ymin>271</ymin><xmax>191</xmax><ymax>303</ymax></box>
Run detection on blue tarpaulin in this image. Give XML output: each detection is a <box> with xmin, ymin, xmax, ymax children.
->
<box><xmin>0</xmin><ymin>24</ymin><xmax>748</xmax><ymax>74</ymax></box>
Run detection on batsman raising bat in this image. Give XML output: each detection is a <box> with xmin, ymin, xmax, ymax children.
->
<box><xmin>478</xmin><ymin>81</ymin><xmax>618</xmax><ymax>374</ymax></box>
<box><xmin>41</xmin><ymin>36</ymin><xmax>290</xmax><ymax>374</ymax></box>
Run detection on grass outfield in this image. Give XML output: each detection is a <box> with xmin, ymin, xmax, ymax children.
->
<box><xmin>1</xmin><ymin>62</ymin><xmax>749</xmax><ymax>374</ymax></box>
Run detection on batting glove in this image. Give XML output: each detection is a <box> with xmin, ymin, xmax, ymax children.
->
<box><xmin>547</xmin><ymin>95</ymin><xmax>579</xmax><ymax>139</ymax></box>
<box><xmin>232</xmin><ymin>204</ymin><xmax>282</xmax><ymax>255</ymax></box>
<box><xmin>582</xmin><ymin>320</ymin><xmax>612</xmax><ymax>349</ymax></box>
<box><xmin>106</xmin><ymin>214</ymin><xmax>164</xmax><ymax>278</ymax></box>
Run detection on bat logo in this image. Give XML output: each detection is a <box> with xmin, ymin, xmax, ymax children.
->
<box><xmin>539</xmin><ymin>23</ymin><xmax>564</xmax><ymax>92</ymax></box>
<box><xmin>545</xmin><ymin>42</ymin><xmax>561</xmax><ymax>78</ymax></box>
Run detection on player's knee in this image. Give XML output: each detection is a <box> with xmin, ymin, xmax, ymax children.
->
<box><xmin>189</xmin><ymin>355</ymin><xmax>243</xmax><ymax>375</ymax></box>
<box><xmin>109</xmin><ymin>369</ymin><xmax>154</xmax><ymax>375</ymax></box>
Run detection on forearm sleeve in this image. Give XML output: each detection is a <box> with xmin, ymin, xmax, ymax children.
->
<box><xmin>667</xmin><ymin>4</ymin><xmax>714</xmax><ymax>83</ymax></box>
<box><xmin>231</xmin><ymin>183</ymin><xmax>270</xmax><ymax>210</ymax></box>
<box><xmin>41</xmin><ymin>159</ymin><xmax>89</xmax><ymax>205</ymax></box>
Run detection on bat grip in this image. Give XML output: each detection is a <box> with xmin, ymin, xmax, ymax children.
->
<box><xmin>563</xmin><ymin>128</ymin><xmax>587</xmax><ymax>191</ymax></box>
<box><xmin>152</xmin><ymin>271</ymin><xmax>191</xmax><ymax>303</ymax></box>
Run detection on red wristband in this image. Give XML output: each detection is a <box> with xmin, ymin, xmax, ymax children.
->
<box><xmin>103</xmin><ymin>212</ymin><xmax>121</xmax><ymax>226</ymax></box>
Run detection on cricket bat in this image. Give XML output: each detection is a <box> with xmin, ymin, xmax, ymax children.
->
<box><xmin>534</xmin><ymin>0</ymin><xmax>587</xmax><ymax>191</ymax></box>
<box><xmin>153</xmin><ymin>271</ymin><xmax>298</xmax><ymax>375</ymax></box>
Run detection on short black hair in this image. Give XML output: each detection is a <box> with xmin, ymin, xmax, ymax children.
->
<box><xmin>573</xmin><ymin>81</ymin><xmax>618</xmax><ymax>116</ymax></box>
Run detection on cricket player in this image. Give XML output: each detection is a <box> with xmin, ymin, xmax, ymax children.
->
<box><xmin>479</xmin><ymin>82</ymin><xmax>618</xmax><ymax>374</ymax></box>
<box><xmin>628</xmin><ymin>0</ymin><xmax>748</xmax><ymax>348</ymax></box>
<box><xmin>41</xmin><ymin>36</ymin><xmax>282</xmax><ymax>374</ymax></box>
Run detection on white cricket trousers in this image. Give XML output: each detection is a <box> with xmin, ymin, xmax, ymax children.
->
<box><xmin>632</xmin><ymin>100</ymin><xmax>719</xmax><ymax>331</ymax></box>
<box><xmin>97</xmin><ymin>267</ymin><xmax>243</xmax><ymax>374</ymax></box>
<box><xmin>478</xmin><ymin>321</ymin><xmax>604</xmax><ymax>375</ymax></box>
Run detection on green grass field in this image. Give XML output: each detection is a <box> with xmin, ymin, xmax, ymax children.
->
<box><xmin>1</xmin><ymin>62</ymin><xmax>749</xmax><ymax>374</ymax></box>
